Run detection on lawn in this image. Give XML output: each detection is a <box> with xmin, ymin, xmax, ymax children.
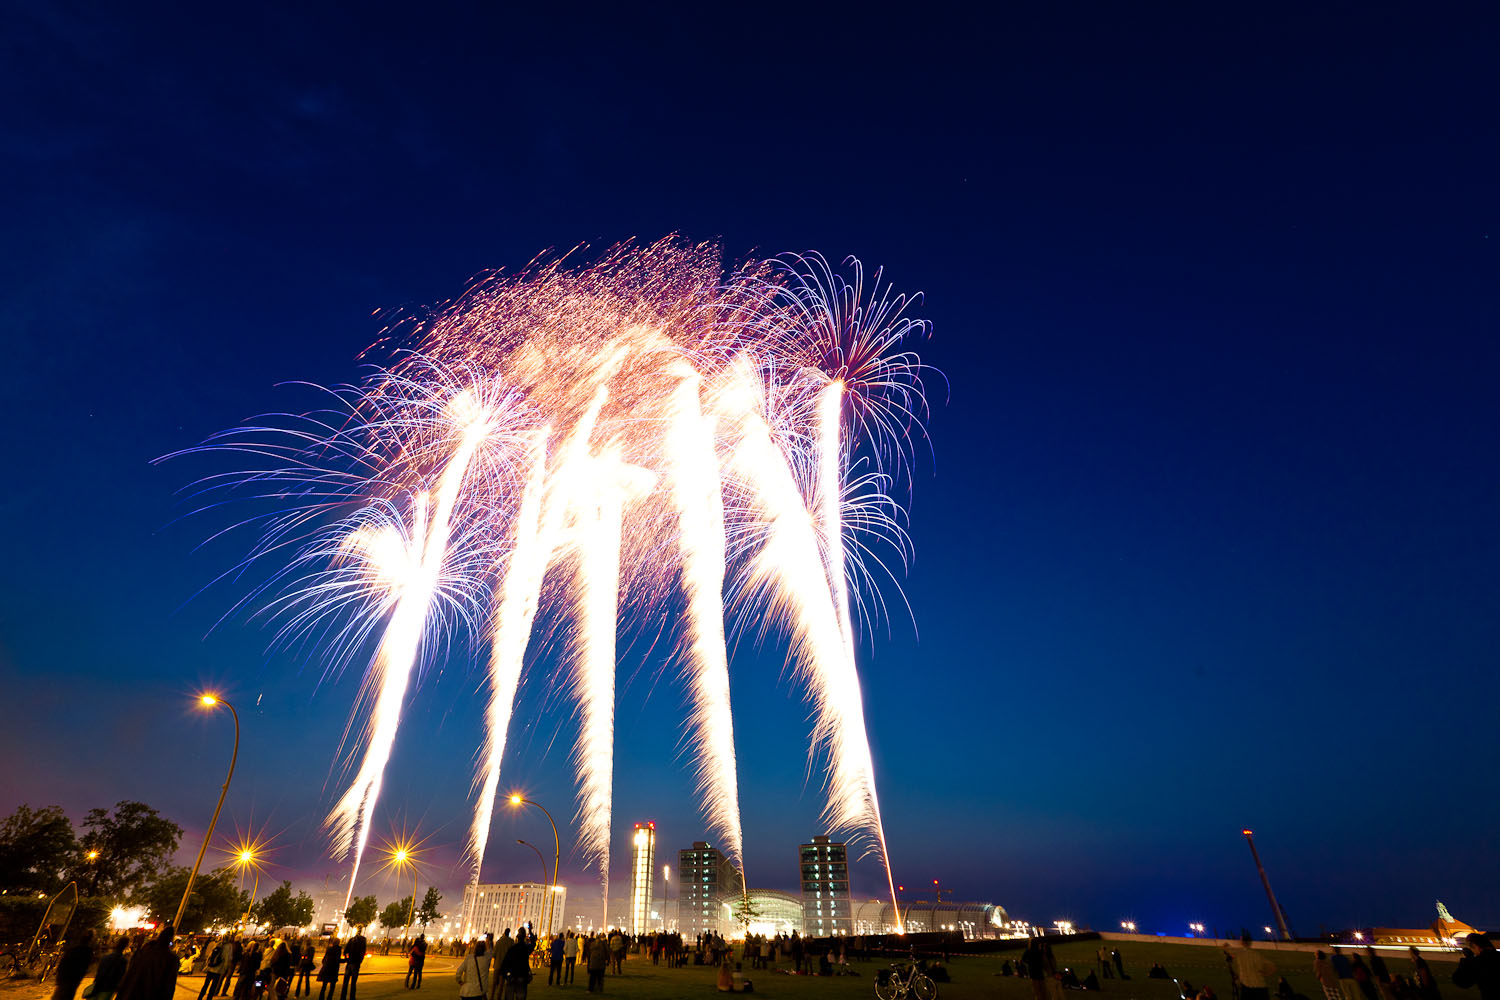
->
<box><xmin>35</xmin><ymin>938</ymin><xmax>1461</xmax><ymax>1000</ymax></box>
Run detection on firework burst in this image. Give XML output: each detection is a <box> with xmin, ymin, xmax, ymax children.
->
<box><xmin>169</xmin><ymin>238</ymin><xmax>934</xmax><ymax>930</ymax></box>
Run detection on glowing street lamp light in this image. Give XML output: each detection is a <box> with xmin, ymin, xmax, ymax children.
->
<box><xmin>379</xmin><ymin>837</ymin><xmax>424</xmax><ymax>942</ymax></box>
<box><xmin>175</xmin><ymin>694</ymin><xmax>239</xmax><ymax>932</ymax></box>
<box><xmin>508</xmin><ymin>794</ymin><xmax>560</xmax><ymax>938</ymax></box>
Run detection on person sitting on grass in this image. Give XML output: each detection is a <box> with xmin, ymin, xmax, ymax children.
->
<box><xmin>1149</xmin><ymin>962</ymin><xmax>1171</xmax><ymax>979</ymax></box>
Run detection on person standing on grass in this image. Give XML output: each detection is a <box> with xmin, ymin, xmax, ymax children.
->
<box><xmin>1409</xmin><ymin>948</ymin><xmax>1443</xmax><ymax>1000</ymax></box>
<box><xmin>456</xmin><ymin>941</ymin><xmax>489</xmax><ymax>1000</ymax></box>
<box><xmin>295</xmin><ymin>940</ymin><xmax>314</xmax><ymax>997</ymax></box>
<box><xmin>1315</xmin><ymin>951</ymin><xmax>1343</xmax><ymax>1000</ymax></box>
<box><xmin>1334</xmin><ymin>949</ymin><xmax>1362</xmax><ymax>1000</ymax></box>
<box><xmin>1451</xmin><ymin>934</ymin><xmax>1500</xmax><ymax>1000</ymax></box>
<box><xmin>315</xmin><ymin>938</ymin><xmax>341</xmax><ymax>1000</ymax></box>
<box><xmin>563</xmin><ymin>932</ymin><xmax>578</xmax><ymax>985</ymax></box>
<box><xmin>198</xmin><ymin>939</ymin><xmax>229</xmax><ymax>1000</ymax></box>
<box><xmin>1112</xmin><ymin>948</ymin><xmax>1127</xmax><ymax>980</ymax></box>
<box><xmin>1232</xmin><ymin>933</ymin><xmax>1278</xmax><ymax>1000</ymax></box>
<box><xmin>116</xmin><ymin>924</ymin><xmax>179</xmax><ymax>1000</ymax></box>
<box><xmin>586</xmin><ymin>934</ymin><xmax>608</xmax><ymax>993</ymax></box>
<box><xmin>405</xmin><ymin>935</ymin><xmax>425</xmax><ymax>990</ymax></box>
<box><xmin>52</xmin><ymin>929</ymin><xmax>95</xmax><ymax>1000</ymax></box>
<box><xmin>94</xmin><ymin>937</ymin><xmax>130</xmax><ymax>1000</ymax></box>
<box><xmin>339</xmin><ymin>928</ymin><xmax>366</xmax><ymax>1000</ymax></box>
<box><xmin>547</xmin><ymin>933</ymin><xmax>564</xmax><ymax>986</ymax></box>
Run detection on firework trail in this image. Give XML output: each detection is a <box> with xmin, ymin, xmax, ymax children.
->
<box><xmin>329</xmin><ymin>392</ymin><xmax>496</xmax><ymax>905</ymax></box>
<box><xmin>665</xmin><ymin>366</ymin><xmax>746</xmax><ymax>879</ymax></box>
<box><xmin>174</xmin><ymin>239</ymin><xmax>932</xmax><ymax>926</ymax></box>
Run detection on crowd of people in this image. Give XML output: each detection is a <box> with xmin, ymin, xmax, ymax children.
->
<box><xmin>38</xmin><ymin>920</ymin><xmax>1500</xmax><ymax>1000</ymax></box>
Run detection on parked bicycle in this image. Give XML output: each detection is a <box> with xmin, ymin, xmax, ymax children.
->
<box><xmin>875</xmin><ymin>959</ymin><xmax>937</xmax><ymax>1000</ymax></box>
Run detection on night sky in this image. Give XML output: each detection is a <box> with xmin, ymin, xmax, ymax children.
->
<box><xmin>2</xmin><ymin>4</ymin><xmax>1496</xmax><ymax>936</ymax></box>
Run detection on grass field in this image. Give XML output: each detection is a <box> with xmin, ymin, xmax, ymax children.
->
<box><xmin>9</xmin><ymin>938</ymin><xmax>1460</xmax><ymax>1000</ymax></box>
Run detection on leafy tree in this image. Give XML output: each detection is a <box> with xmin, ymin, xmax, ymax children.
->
<box><xmin>0</xmin><ymin>805</ymin><xmax>78</xmax><ymax>894</ymax></box>
<box><xmin>140</xmin><ymin>866</ymin><xmax>245</xmax><ymax>933</ymax></box>
<box><xmin>78</xmin><ymin>802</ymin><xmax>182</xmax><ymax>901</ymax></box>
<box><xmin>416</xmin><ymin>886</ymin><xmax>442</xmax><ymax>927</ymax></box>
<box><xmin>254</xmin><ymin>881</ymin><xmax>313</xmax><ymax>929</ymax></box>
<box><xmin>379</xmin><ymin>898</ymin><xmax>412</xmax><ymax>935</ymax></box>
<box><xmin>343</xmin><ymin>894</ymin><xmax>377</xmax><ymax>929</ymax></box>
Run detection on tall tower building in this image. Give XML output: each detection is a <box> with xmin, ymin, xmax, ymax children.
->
<box><xmin>678</xmin><ymin>841</ymin><xmax>742</xmax><ymax>936</ymax></box>
<box><xmin>799</xmin><ymin>835</ymin><xmax>851</xmax><ymax>937</ymax></box>
<box><xmin>629</xmin><ymin>822</ymin><xmax>656</xmax><ymax>934</ymax></box>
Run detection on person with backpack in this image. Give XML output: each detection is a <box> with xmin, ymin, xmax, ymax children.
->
<box><xmin>456</xmin><ymin>942</ymin><xmax>489</xmax><ymax>1000</ymax></box>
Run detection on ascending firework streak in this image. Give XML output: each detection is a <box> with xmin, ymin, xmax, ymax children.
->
<box><xmin>328</xmin><ymin>392</ymin><xmax>497</xmax><ymax>906</ymax></box>
<box><xmin>173</xmin><ymin>240</ymin><xmax>932</xmax><ymax>925</ymax></box>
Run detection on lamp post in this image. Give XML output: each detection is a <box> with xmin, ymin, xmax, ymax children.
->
<box><xmin>518</xmin><ymin>840</ymin><xmax>550</xmax><ymax>932</ymax></box>
<box><xmin>508</xmin><ymin>795</ymin><xmax>560</xmax><ymax>938</ymax></box>
<box><xmin>663</xmin><ymin>865</ymin><xmax>673</xmax><ymax>932</ymax></box>
<box><xmin>175</xmin><ymin>694</ymin><xmax>239</xmax><ymax>932</ymax></box>
<box><xmin>391</xmin><ymin>848</ymin><xmax>420</xmax><ymax>944</ymax></box>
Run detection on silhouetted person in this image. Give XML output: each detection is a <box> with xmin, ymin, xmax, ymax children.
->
<box><xmin>1452</xmin><ymin>934</ymin><xmax>1500</xmax><ymax>1000</ymax></box>
<box><xmin>295</xmin><ymin>941</ymin><xmax>314</xmax><ymax>997</ymax></box>
<box><xmin>316</xmin><ymin>939</ymin><xmax>341</xmax><ymax>1000</ymax></box>
<box><xmin>405</xmin><ymin>936</ymin><xmax>425</xmax><ymax>990</ymax></box>
<box><xmin>456</xmin><ymin>941</ymin><xmax>489</xmax><ymax>1000</ymax></box>
<box><xmin>586</xmin><ymin>935</ymin><xmax>607</xmax><ymax>993</ymax></box>
<box><xmin>52</xmin><ymin>929</ymin><xmax>95</xmax><ymax>1000</ymax></box>
<box><xmin>340</xmin><ymin>929</ymin><xmax>366</xmax><ymax>1000</ymax></box>
<box><xmin>1113</xmin><ymin>949</ymin><xmax>1127</xmax><ymax>980</ymax></box>
<box><xmin>548</xmin><ymin>934</ymin><xmax>564</xmax><ymax>986</ymax></box>
<box><xmin>1232</xmin><ymin>934</ymin><xmax>1277</xmax><ymax>1000</ymax></box>
<box><xmin>116</xmin><ymin>924</ymin><xmax>179</xmax><ymax>1000</ymax></box>
<box><xmin>1409</xmin><ymin>948</ymin><xmax>1443</xmax><ymax>1000</ymax></box>
<box><xmin>94</xmin><ymin>937</ymin><xmax>130</xmax><ymax>1000</ymax></box>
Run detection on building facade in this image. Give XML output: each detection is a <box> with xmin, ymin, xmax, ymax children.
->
<box><xmin>678</xmin><ymin>841</ymin><xmax>743</xmax><ymax>937</ymax></box>
<box><xmin>850</xmin><ymin>899</ymin><xmax>1009</xmax><ymax>938</ymax></box>
<box><xmin>799</xmin><ymin>835</ymin><xmax>851</xmax><ymax>937</ymax></box>
<box><xmin>717</xmin><ymin>888</ymin><xmax>803</xmax><ymax>938</ymax></box>
<box><xmin>629</xmin><ymin>822</ymin><xmax>656</xmax><ymax>935</ymax></box>
<box><xmin>460</xmin><ymin>882</ymin><xmax>566</xmax><ymax>938</ymax></box>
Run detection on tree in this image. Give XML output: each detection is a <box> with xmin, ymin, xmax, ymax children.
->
<box><xmin>343</xmin><ymin>895</ymin><xmax>377</xmax><ymax>929</ymax></box>
<box><xmin>416</xmin><ymin>886</ymin><xmax>442</xmax><ymax>928</ymax></box>
<box><xmin>254</xmin><ymin>881</ymin><xmax>313</xmax><ymax>930</ymax></box>
<box><xmin>379</xmin><ymin>898</ymin><xmax>412</xmax><ymax>936</ymax></box>
<box><xmin>140</xmin><ymin>866</ymin><xmax>245</xmax><ymax>933</ymax></box>
<box><xmin>78</xmin><ymin>802</ymin><xmax>182</xmax><ymax>902</ymax></box>
<box><xmin>0</xmin><ymin>805</ymin><xmax>78</xmax><ymax>895</ymax></box>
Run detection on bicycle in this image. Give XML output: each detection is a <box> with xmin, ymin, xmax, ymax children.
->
<box><xmin>874</xmin><ymin>960</ymin><xmax>937</xmax><ymax>1000</ymax></box>
<box><xmin>0</xmin><ymin>940</ymin><xmax>59</xmax><ymax>981</ymax></box>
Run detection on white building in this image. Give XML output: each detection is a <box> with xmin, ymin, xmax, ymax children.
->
<box><xmin>460</xmin><ymin>882</ymin><xmax>567</xmax><ymax>938</ymax></box>
<box><xmin>629</xmin><ymin>822</ymin><xmax>656</xmax><ymax>935</ymax></box>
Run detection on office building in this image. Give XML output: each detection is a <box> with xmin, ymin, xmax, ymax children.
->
<box><xmin>460</xmin><ymin>882</ymin><xmax>566</xmax><ymax>938</ymax></box>
<box><xmin>799</xmin><ymin>835</ymin><xmax>851</xmax><ymax>936</ymax></box>
<box><xmin>678</xmin><ymin>841</ymin><xmax>743</xmax><ymax>937</ymax></box>
<box><xmin>629</xmin><ymin>822</ymin><xmax>656</xmax><ymax>934</ymax></box>
<box><xmin>851</xmin><ymin>899</ymin><xmax>1008</xmax><ymax>938</ymax></box>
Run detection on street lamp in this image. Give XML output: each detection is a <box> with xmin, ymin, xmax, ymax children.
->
<box><xmin>663</xmin><ymin>865</ymin><xmax>672</xmax><ymax>931</ymax></box>
<box><xmin>517</xmin><ymin>840</ymin><xmax>548</xmax><ymax>886</ymax></box>
<box><xmin>233</xmin><ymin>848</ymin><xmax>262</xmax><ymax>928</ymax></box>
<box><xmin>383</xmin><ymin>840</ymin><xmax>422</xmax><ymax>943</ymax></box>
<box><xmin>508</xmin><ymin>794</ymin><xmax>560</xmax><ymax>938</ymax></box>
<box><xmin>175</xmin><ymin>694</ymin><xmax>240</xmax><ymax>931</ymax></box>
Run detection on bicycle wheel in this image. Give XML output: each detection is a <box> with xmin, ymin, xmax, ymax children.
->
<box><xmin>912</xmin><ymin>973</ymin><xmax>938</xmax><ymax>1000</ymax></box>
<box><xmin>874</xmin><ymin>972</ymin><xmax>902</xmax><ymax>1000</ymax></box>
<box><xmin>0</xmin><ymin>951</ymin><xmax>17</xmax><ymax>978</ymax></box>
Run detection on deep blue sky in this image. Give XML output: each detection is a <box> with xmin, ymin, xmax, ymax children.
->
<box><xmin>1</xmin><ymin>3</ymin><xmax>1496</xmax><ymax>936</ymax></box>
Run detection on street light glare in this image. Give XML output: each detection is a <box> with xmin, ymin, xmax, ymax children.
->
<box><xmin>200</xmin><ymin>694</ymin><xmax>219</xmax><ymax>706</ymax></box>
<box><xmin>239</xmin><ymin>850</ymin><xmax>254</xmax><ymax>863</ymax></box>
<box><xmin>509</xmin><ymin>794</ymin><xmax>523</xmax><ymax>805</ymax></box>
